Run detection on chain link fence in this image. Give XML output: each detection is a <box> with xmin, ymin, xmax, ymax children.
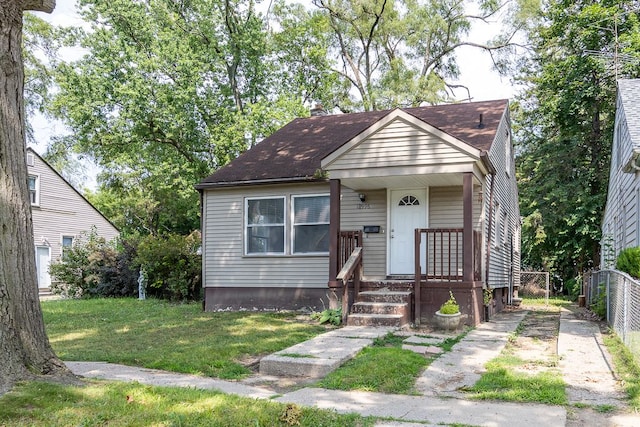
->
<box><xmin>519</xmin><ymin>271</ymin><xmax>550</xmax><ymax>304</ymax></box>
<box><xmin>588</xmin><ymin>270</ymin><xmax>640</xmax><ymax>364</ymax></box>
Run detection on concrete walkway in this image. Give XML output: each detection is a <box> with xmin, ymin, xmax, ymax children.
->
<box><xmin>67</xmin><ymin>307</ymin><xmax>640</xmax><ymax>426</ymax></box>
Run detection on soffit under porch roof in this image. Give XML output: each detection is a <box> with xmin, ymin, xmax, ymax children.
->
<box><xmin>334</xmin><ymin>163</ymin><xmax>485</xmax><ymax>191</ymax></box>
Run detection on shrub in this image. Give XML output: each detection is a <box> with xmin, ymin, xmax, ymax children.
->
<box><xmin>616</xmin><ymin>247</ymin><xmax>640</xmax><ymax>279</ymax></box>
<box><xmin>135</xmin><ymin>231</ymin><xmax>202</xmax><ymax>301</ymax></box>
<box><xmin>439</xmin><ymin>291</ymin><xmax>460</xmax><ymax>314</ymax></box>
<box><xmin>49</xmin><ymin>228</ymin><xmax>136</xmax><ymax>298</ymax></box>
<box><xmin>592</xmin><ymin>283</ymin><xmax>607</xmax><ymax>319</ymax></box>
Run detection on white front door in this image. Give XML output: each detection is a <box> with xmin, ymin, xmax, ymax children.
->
<box><xmin>389</xmin><ymin>189</ymin><xmax>427</xmax><ymax>275</ymax></box>
<box><xmin>35</xmin><ymin>246</ymin><xmax>51</xmax><ymax>289</ymax></box>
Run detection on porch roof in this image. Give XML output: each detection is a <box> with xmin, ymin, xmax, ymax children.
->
<box><xmin>196</xmin><ymin>99</ymin><xmax>508</xmax><ymax>188</ymax></box>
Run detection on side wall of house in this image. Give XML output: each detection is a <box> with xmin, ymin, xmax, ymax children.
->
<box><xmin>28</xmin><ymin>151</ymin><xmax>119</xmax><ymax>288</ymax></box>
<box><xmin>484</xmin><ymin>107</ymin><xmax>521</xmax><ymax>300</ymax></box>
<box><xmin>601</xmin><ymin>95</ymin><xmax>640</xmax><ymax>268</ymax></box>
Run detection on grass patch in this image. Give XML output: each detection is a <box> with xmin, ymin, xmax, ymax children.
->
<box><xmin>0</xmin><ymin>380</ymin><xmax>374</xmax><ymax>427</ymax></box>
<box><xmin>42</xmin><ymin>298</ymin><xmax>327</xmax><ymax>379</ymax></box>
<box><xmin>317</xmin><ymin>346</ymin><xmax>428</xmax><ymax>394</ymax></box>
<box><xmin>521</xmin><ymin>296</ymin><xmax>573</xmax><ymax>309</ymax></box>
<box><xmin>464</xmin><ymin>354</ymin><xmax>567</xmax><ymax>405</ymax></box>
<box><xmin>603</xmin><ymin>328</ymin><xmax>640</xmax><ymax>410</ymax></box>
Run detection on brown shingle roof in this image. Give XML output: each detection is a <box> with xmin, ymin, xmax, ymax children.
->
<box><xmin>197</xmin><ymin>99</ymin><xmax>508</xmax><ymax>187</ymax></box>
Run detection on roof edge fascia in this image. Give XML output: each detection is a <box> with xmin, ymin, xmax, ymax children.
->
<box><xmin>195</xmin><ymin>176</ymin><xmax>328</xmax><ymax>191</ymax></box>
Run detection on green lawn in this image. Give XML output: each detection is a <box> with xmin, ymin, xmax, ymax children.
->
<box><xmin>0</xmin><ymin>381</ymin><xmax>374</xmax><ymax>427</ymax></box>
<box><xmin>42</xmin><ymin>298</ymin><xmax>328</xmax><ymax>379</ymax></box>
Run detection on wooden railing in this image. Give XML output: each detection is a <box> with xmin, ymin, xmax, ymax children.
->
<box><xmin>413</xmin><ymin>228</ymin><xmax>481</xmax><ymax>324</ymax></box>
<box><xmin>338</xmin><ymin>230</ymin><xmax>362</xmax><ymax>272</ymax></box>
<box><xmin>336</xmin><ymin>247</ymin><xmax>363</xmax><ymax>324</ymax></box>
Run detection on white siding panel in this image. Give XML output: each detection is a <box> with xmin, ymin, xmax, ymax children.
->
<box><xmin>203</xmin><ymin>183</ymin><xmax>330</xmax><ymax>289</ymax></box>
<box><xmin>340</xmin><ymin>188</ymin><xmax>387</xmax><ymax>278</ymax></box>
<box><xmin>330</xmin><ymin>119</ymin><xmax>475</xmax><ymax>171</ymax></box>
<box><xmin>28</xmin><ymin>151</ymin><xmax>119</xmax><ymax>266</ymax></box>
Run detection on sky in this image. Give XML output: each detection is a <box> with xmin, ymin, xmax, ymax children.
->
<box><xmin>30</xmin><ymin>0</ymin><xmax>517</xmax><ymax>154</ymax></box>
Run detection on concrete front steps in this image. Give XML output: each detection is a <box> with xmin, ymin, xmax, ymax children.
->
<box><xmin>346</xmin><ymin>290</ymin><xmax>412</xmax><ymax>327</ymax></box>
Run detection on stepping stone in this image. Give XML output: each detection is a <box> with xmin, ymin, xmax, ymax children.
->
<box><xmin>403</xmin><ymin>336</ymin><xmax>446</xmax><ymax>346</ymax></box>
<box><xmin>402</xmin><ymin>344</ymin><xmax>444</xmax><ymax>356</ymax></box>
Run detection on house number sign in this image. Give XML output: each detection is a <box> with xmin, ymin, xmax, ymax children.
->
<box><xmin>357</xmin><ymin>203</ymin><xmax>371</xmax><ymax>210</ymax></box>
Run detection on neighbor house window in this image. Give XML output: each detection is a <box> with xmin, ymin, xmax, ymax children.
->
<box><xmin>61</xmin><ymin>236</ymin><xmax>74</xmax><ymax>260</ymax></box>
<box><xmin>28</xmin><ymin>175</ymin><xmax>39</xmax><ymax>205</ymax></box>
<box><xmin>292</xmin><ymin>195</ymin><xmax>330</xmax><ymax>253</ymax></box>
<box><xmin>246</xmin><ymin>197</ymin><xmax>285</xmax><ymax>254</ymax></box>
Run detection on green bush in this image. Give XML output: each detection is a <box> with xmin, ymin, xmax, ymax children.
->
<box><xmin>592</xmin><ymin>283</ymin><xmax>607</xmax><ymax>319</ymax></box>
<box><xmin>616</xmin><ymin>247</ymin><xmax>640</xmax><ymax>279</ymax></box>
<box><xmin>135</xmin><ymin>231</ymin><xmax>202</xmax><ymax>301</ymax></box>
<box><xmin>49</xmin><ymin>228</ymin><xmax>135</xmax><ymax>298</ymax></box>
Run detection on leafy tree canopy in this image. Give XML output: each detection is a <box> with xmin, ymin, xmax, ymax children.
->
<box><xmin>514</xmin><ymin>0</ymin><xmax>640</xmax><ymax>284</ymax></box>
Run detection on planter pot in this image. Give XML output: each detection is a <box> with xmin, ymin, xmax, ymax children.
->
<box><xmin>484</xmin><ymin>305</ymin><xmax>490</xmax><ymax>321</ymax></box>
<box><xmin>434</xmin><ymin>311</ymin><xmax>461</xmax><ymax>331</ymax></box>
<box><xmin>511</xmin><ymin>297</ymin><xmax>522</xmax><ymax>307</ymax></box>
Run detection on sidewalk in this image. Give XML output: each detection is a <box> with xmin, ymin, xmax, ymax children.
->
<box><xmin>67</xmin><ymin>306</ymin><xmax>640</xmax><ymax>426</ymax></box>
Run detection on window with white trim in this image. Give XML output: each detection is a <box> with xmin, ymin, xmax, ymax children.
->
<box><xmin>62</xmin><ymin>235</ymin><xmax>74</xmax><ymax>260</ymax></box>
<box><xmin>28</xmin><ymin>175</ymin><xmax>39</xmax><ymax>205</ymax></box>
<box><xmin>293</xmin><ymin>195</ymin><xmax>330</xmax><ymax>253</ymax></box>
<box><xmin>493</xmin><ymin>203</ymin><xmax>501</xmax><ymax>247</ymax></box>
<box><xmin>246</xmin><ymin>197</ymin><xmax>285</xmax><ymax>254</ymax></box>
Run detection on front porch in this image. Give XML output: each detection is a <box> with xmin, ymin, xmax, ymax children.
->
<box><xmin>327</xmin><ymin>174</ymin><xmax>487</xmax><ymax>327</ymax></box>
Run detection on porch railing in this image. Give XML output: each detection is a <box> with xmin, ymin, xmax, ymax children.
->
<box><xmin>413</xmin><ymin>228</ymin><xmax>481</xmax><ymax>323</ymax></box>
<box><xmin>338</xmin><ymin>230</ymin><xmax>362</xmax><ymax>272</ymax></box>
<box><xmin>336</xmin><ymin>247</ymin><xmax>363</xmax><ymax>324</ymax></box>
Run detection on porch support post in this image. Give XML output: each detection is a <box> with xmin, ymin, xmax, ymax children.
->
<box><xmin>328</xmin><ymin>179</ymin><xmax>341</xmax><ymax>289</ymax></box>
<box><xmin>463</xmin><ymin>172</ymin><xmax>474</xmax><ymax>282</ymax></box>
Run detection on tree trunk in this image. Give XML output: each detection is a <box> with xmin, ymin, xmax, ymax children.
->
<box><xmin>0</xmin><ymin>0</ymin><xmax>70</xmax><ymax>395</ymax></box>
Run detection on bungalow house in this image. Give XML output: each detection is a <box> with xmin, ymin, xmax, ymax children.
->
<box><xmin>601</xmin><ymin>79</ymin><xmax>640</xmax><ymax>267</ymax></box>
<box><xmin>27</xmin><ymin>147</ymin><xmax>120</xmax><ymax>290</ymax></box>
<box><xmin>196</xmin><ymin>100</ymin><xmax>520</xmax><ymax>326</ymax></box>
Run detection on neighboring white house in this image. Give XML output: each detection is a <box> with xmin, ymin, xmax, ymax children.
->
<box><xmin>197</xmin><ymin>100</ymin><xmax>520</xmax><ymax>326</ymax></box>
<box><xmin>601</xmin><ymin>79</ymin><xmax>640</xmax><ymax>268</ymax></box>
<box><xmin>26</xmin><ymin>147</ymin><xmax>120</xmax><ymax>290</ymax></box>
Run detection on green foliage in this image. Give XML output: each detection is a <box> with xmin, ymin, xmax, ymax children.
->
<box><xmin>135</xmin><ymin>231</ymin><xmax>202</xmax><ymax>301</ymax></box>
<box><xmin>616</xmin><ymin>247</ymin><xmax>640</xmax><ymax>279</ymax></box>
<box><xmin>592</xmin><ymin>283</ymin><xmax>607</xmax><ymax>319</ymax></box>
<box><xmin>439</xmin><ymin>291</ymin><xmax>460</xmax><ymax>314</ymax></box>
<box><xmin>603</xmin><ymin>329</ymin><xmax>640</xmax><ymax>410</ymax></box>
<box><xmin>514</xmin><ymin>0</ymin><xmax>640</xmax><ymax>283</ymax></box>
<box><xmin>49</xmin><ymin>228</ymin><xmax>135</xmax><ymax>298</ymax></box>
<box><xmin>310</xmin><ymin>308</ymin><xmax>342</xmax><ymax>326</ymax></box>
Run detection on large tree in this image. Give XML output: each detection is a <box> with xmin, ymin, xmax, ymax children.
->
<box><xmin>514</xmin><ymin>0</ymin><xmax>640</xmax><ymax>287</ymax></box>
<box><xmin>0</xmin><ymin>0</ymin><xmax>72</xmax><ymax>395</ymax></box>
<box><xmin>311</xmin><ymin>0</ymin><xmax>520</xmax><ymax>111</ymax></box>
<box><xmin>46</xmin><ymin>0</ymin><xmax>335</xmax><ymax>235</ymax></box>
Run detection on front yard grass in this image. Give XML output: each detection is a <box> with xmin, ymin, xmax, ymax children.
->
<box><xmin>42</xmin><ymin>298</ymin><xmax>328</xmax><ymax>379</ymax></box>
<box><xmin>0</xmin><ymin>381</ymin><xmax>374</xmax><ymax>427</ymax></box>
<box><xmin>317</xmin><ymin>332</ymin><xmax>465</xmax><ymax>394</ymax></box>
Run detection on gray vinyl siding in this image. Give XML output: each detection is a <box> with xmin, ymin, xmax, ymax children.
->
<box><xmin>429</xmin><ymin>187</ymin><xmax>463</xmax><ymax>227</ymax></box>
<box><xmin>329</xmin><ymin>118</ymin><xmax>472</xmax><ymax>171</ymax></box>
<box><xmin>602</xmin><ymin>82</ymin><xmax>640</xmax><ymax>267</ymax></box>
<box><xmin>484</xmin><ymin>106</ymin><xmax>520</xmax><ymax>288</ymax></box>
<box><xmin>28</xmin><ymin>150</ymin><xmax>119</xmax><ymax>265</ymax></box>
<box><xmin>340</xmin><ymin>188</ymin><xmax>387</xmax><ymax>278</ymax></box>
<box><xmin>202</xmin><ymin>183</ymin><xmax>330</xmax><ymax>289</ymax></box>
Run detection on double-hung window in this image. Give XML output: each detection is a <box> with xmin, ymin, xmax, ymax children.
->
<box><xmin>61</xmin><ymin>236</ymin><xmax>74</xmax><ymax>260</ymax></box>
<box><xmin>293</xmin><ymin>195</ymin><xmax>330</xmax><ymax>254</ymax></box>
<box><xmin>28</xmin><ymin>175</ymin><xmax>39</xmax><ymax>205</ymax></box>
<box><xmin>246</xmin><ymin>197</ymin><xmax>285</xmax><ymax>254</ymax></box>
